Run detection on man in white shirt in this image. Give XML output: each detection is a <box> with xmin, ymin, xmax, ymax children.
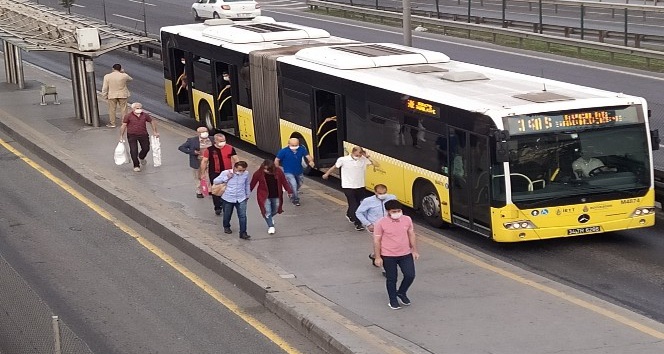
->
<box><xmin>323</xmin><ymin>146</ymin><xmax>376</xmax><ymax>231</ymax></box>
<box><xmin>572</xmin><ymin>151</ymin><xmax>614</xmax><ymax>178</ymax></box>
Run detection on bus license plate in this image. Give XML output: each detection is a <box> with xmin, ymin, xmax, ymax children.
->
<box><xmin>567</xmin><ymin>226</ymin><xmax>601</xmax><ymax>235</ymax></box>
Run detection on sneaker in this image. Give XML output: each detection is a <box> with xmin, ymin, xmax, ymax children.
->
<box><xmin>294</xmin><ymin>201</ymin><xmax>301</xmax><ymax>206</ymax></box>
<box><xmin>106</xmin><ymin>123</ymin><xmax>116</xmax><ymax>128</ymax></box>
<box><xmin>267</xmin><ymin>227</ymin><xmax>275</xmax><ymax>234</ymax></box>
<box><xmin>345</xmin><ymin>215</ymin><xmax>353</xmax><ymax>223</ymax></box>
<box><xmin>224</xmin><ymin>227</ymin><xmax>232</xmax><ymax>234</ymax></box>
<box><xmin>140</xmin><ymin>159</ymin><xmax>147</xmax><ymax>166</ymax></box>
<box><xmin>355</xmin><ymin>224</ymin><xmax>365</xmax><ymax>231</ymax></box>
<box><xmin>133</xmin><ymin>167</ymin><xmax>140</xmax><ymax>172</ymax></box>
<box><xmin>397</xmin><ymin>293</ymin><xmax>411</xmax><ymax>306</ymax></box>
<box><xmin>239</xmin><ymin>232</ymin><xmax>251</xmax><ymax>240</ymax></box>
<box><xmin>196</xmin><ymin>193</ymin><xmax>204</xmax><ymax>199</ymax></box>
<box><xmin>388</xmin><ymin>301</ymin><xmax>402</xmax><ymax>310</ymax></box>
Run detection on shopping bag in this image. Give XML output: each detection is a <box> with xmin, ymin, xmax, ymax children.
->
<box><xmin>200</xmin><ymin>179</ymin><xmax>209</xmax><ymax>196</ymax></box>
<box><xmin>114</xmin><ymin>141</ymin><xmax>129</xmax><ymax>165</ymax></box>
<box><xmin>210</xmin><ymin>183</ymin><xmax>227</xmax><ymax>196</ymax></box>
<box><xmin>151</xmin><ymin>135</ymin><xmax>162</xmax><ymax>167</ymax></box>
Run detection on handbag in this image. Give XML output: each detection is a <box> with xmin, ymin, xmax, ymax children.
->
<box><xmin>200</xmin><ymin>179</ymin><xmax>209</xmax><ymax>196</ymax></box>
<box><xmin>209</xmin><ymin>183</ymin><xmax>226</xmax><ymax>196</ymax></box>
<box><xmin>114</xmin><ymin>141</ymin><xmax>129</xmax><ymax>165</ymax></box>
<box><xmin>150</xmin><ymin>135</ymin><xmax>162</xmax><ymax>167</ymax></box>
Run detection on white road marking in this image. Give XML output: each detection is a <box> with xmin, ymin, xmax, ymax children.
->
<box><xmin>112</xmin><ymin>13</ymin><xmax>145</xmax><ymax>22</ymax></box>
<box><xmin>128</xmin><ymin>0</ymin><xmax>157</xmax><ymax>7</ymax></box>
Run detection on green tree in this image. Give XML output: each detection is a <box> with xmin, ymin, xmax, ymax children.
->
<box><xmin>60</xmin><ymin>0</ymin><xmax>75</xmax><ymax>14</ymax></box>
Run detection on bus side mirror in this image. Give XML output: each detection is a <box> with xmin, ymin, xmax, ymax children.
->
<box><xmin>651</xmin><ymin>129</ymin><xmax>660</xmax><ymax>151</ymax></box>
<box><xmin>496</xmin><ymin>141</ymin><xmax>509</xmax><ymax>162</ymax></box>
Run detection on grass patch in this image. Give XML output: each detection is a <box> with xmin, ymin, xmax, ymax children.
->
<box><xmin>309</xmin><ymin>8</ymin><xmax>664</xmax><ymax>73</ymax></box>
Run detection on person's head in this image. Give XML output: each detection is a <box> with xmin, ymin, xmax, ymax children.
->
<box><xmin>384</xmin><ymin>200</ymin><xmax>403</xmax><ymax>220</ymax></box>
<box><xmin>260</xmin><ymin>159</ymin><xmax>275</xmax><ymax>174</ymax></box>
<box><xmin>234</xmin><ymin>161</ymin><xmax>248</xmax><ymax>174</ymax></box>
<box><xmin>222</xmin><ymin>72</ymin><xmax>230</xmax><ymax>82</ymax></box>
<box><xmin>180</xmin><ymin>58</ymin><xmax>186</xmax><ymax>65</ymax></box>
<box><xmin>288</xmin><ymin>138</ymin><xmax>300</xmax><ymax>150</ymax></box>
<box><xmin>196</xmin><ymin>126</ymin><xmax>209</xmax><ymax>139</ymax></box>
<box><xmin>350</xmin><ymin>146</ymin><xmax>365</xmax><ymax>160</ymax></box>
<box><xmin>214</xmin><ymin>133</ymin><xmax>226</xmax><ymax>148</ymax></box>
<box><xmin>131</xmin><ymin>102</ymin><xmax>143</xmax><ymax>115</ymax></box>
<box><xmin>112</xmin><ymin>63</ymin><xmax>122</xmax><ymax>71</ymax></box>
<box><xmin>374</xmin><ymin>184</ymin><xmax>389</xmax><ymax>199</ymax></box>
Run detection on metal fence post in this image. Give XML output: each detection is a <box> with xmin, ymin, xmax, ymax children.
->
<box><xmin>52</xmin><ymin>316</ymin><xmax>62</xmax><ymax>354</ymax></box>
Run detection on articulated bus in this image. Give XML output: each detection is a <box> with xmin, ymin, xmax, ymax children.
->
<box><xmin>161</xmin><ymin>17</ymin><xmax>658</xmax><ymax>242</ymax></box>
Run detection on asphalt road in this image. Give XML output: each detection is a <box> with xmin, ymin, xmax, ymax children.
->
<box><xmin>0</xmin><ymin>131</ymin><xmax>325</xmax><ymax>354</ymax></box>
<box><xmin>11</xmin><ymin>0</ymin><xmax>664</xmax><ymax>329</ymax></box>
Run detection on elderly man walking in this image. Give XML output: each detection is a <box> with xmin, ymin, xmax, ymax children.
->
<box><xmin>119</xmin><ymin>102</ymin><xmax>158</xmax><ymax>172</ymax></box>
<box><xmin>101</xmin><ymin>63</ymin><xmax>132</xmax><ymax>128</ymax></box>
<box><xmin>178</xmin><ymin>126</ymin><xmax>213</xmax><ymax>198</ymax></box>
<box><xmin>200</xmin><ymin>133</ymin><xmax>239</xmax><ymax>215</ymax></box>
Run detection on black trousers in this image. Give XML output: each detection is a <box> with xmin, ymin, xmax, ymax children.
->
<box><xmin>343</xmin><ymin>187</ymin><xmax>366</xmax><ymax>226</ymax></box>
<box><xmin>209</xmin><ymin>172</ymin><xmax>223</xmax><ymax>212</ymax></box>
<box><xmin>127</xmin><ymin>133</ymin><xmax>150</xmax><ymax>168</ymax></box>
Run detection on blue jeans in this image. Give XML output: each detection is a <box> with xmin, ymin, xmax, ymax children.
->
<box><xmin>382</xmin><ymin>253</ymin><xmax>415</xmax><ymax>303</ymax></box>
<box><xmin>263</xmin><ymin>198</ymin><xmax>279</xmax><ymax>227</ymax></box>
<box><xmin>284</xmin><ymin>173</ymin><xmax>303</xmax><ymax>203</ymax></box>
<box><xmin>222</xmin><ymin>199</ymin><xmax>248</xmax><ymax>234</ymax></box>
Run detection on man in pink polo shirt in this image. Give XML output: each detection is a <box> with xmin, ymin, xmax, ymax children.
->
<box><xmin>373</xmin><ymin>200</ymin><xmax>419</xmax><ymax>310</ymax></box>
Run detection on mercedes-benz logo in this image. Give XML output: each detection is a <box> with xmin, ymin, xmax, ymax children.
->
<box><xmin>578</xmin><ymin>214</ymin><xmax>590</xmax><ymax>223</ymax></box>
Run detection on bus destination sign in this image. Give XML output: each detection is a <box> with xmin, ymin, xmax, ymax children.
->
<box><xmin>405</xmin><ymin>98</ymin><xmax>440</xmax><ymax>118</ymax></box>
<box><xmin>506</xmin><ymin>107</ymin><xmax>640</xmax><ymax>134</ymax></box>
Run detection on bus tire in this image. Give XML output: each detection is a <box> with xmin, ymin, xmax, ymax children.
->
<box><xmin>416</xmin><ymin>182</ymin><xmax>447</xmax><ymax>228</ymax></box>
<box><xmin>199</xmin><ymin>101</ymin><xmax>215</xmax><ymax>131</ymax></box>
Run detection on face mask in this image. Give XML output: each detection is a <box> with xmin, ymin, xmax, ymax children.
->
<box><xmin>223</xmin><ymin>75</ymin><xmax>230</xmax><ymax>81</ymax></box>
<box><xmin>376</xmin><ymin>194</ymin><xmax>387</xmax><ymax>200</ymax></box>
<box><xmin>289</xmin><ymin>145</ymin><xmax>299</xmax><ymax>151</ymax></box>
<box><xmin>134</xmin><ymin>109</ymin><xmax>143</xmax><ymax>115</ymax></box>
<box><xmin>181</xmin><ymin>60</ymin><xmax>186</xmax><ymax>65</ymax></box>
<box><xmin>200</xmin><ymin>132</ymin><xmax>209</xmax><ymax>139</ymax></box>
<box><xmin>216</xmin><ymin>142</ymin><xmax>226</xmax><ymax>148</ymax></box>
<box><xmin>351</xmin><ymin>155</ymin><xmax>360</xmax><ymax>160</ymax></box>
<box><xmin>390</xmin><ymin>212</ymin><xmax>403</xmax><ymax>220</ymax></box>
<box><xmin>235</xmin><ymin>170</ymin><xmax>245</xmax><ymax>175</ymax></box>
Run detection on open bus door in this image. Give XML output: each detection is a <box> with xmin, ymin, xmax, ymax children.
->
<box><xmin>312</xmin><ymin>89</ymin><xmax>344</xmax><ymax>167</ymax></box>
<box><xmin>449</xmin><ymin>130</ymin><xmax>492</xmax><ymax>236</ymax></box>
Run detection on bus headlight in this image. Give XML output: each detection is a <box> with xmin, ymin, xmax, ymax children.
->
<box><xmin>503</xmin><ymin>221</ymin><xmax>536</xmax><ymax>230</ymax></box>
<box><xmin>631</xmin><ymin>207</ymin><xmax>656</xmax><ymax>217</ymax></box>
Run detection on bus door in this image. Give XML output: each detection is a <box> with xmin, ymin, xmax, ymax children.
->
<box><xmin>171</xmin><ymin>49</ymin><xmax>190</xmax><ymax>112</ymax></box>
<box><xmin>213</xmin><ymin>61</ymin><xmax>235</xmax><ymax>131</ymax></box>
<box><xmin>449</xmin><ymin>129</ymin><xmax>491</xmax><ymax>236</ymax></box>
<box><xmin>312</xmin><ymin>89</ymin><xmax>344</xmax><ymax>166</ymax></box>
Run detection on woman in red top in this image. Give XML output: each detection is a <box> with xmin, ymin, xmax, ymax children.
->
<box><xmin>250</xmin><ymin>159</ymin><xmax>293</xmax><ymax>234</ymax></box>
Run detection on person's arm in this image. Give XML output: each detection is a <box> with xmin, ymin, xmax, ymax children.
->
<box><xmin>231</xmin><ymin>149</ymin><xmax>239</xmax><ymax>164</ymax></box>
<box><xmin>363</xmin><ymin>151</ymin><xmax>379</xmax><ymax>168</ymax></box>
<box><xmin>408</xmin><ymin>220</ymin><xmax>419</xmax><ymax>260</ymax></box>
<box><xmin>101</xmin><ymin>76</ymin><xmax>109</xmax><ymax>98</ymax></box>
<box><xmin>373</xmin><ymin>224</ymin><xmax>383</xmax><ymax>267</ymax></box>
<box><xmin>199</xmin><ymin>157</ymin><xmax>208</xmax><ymax>179</ymax></box>
<box><xmin>274</xmin><ymin>149</ymin><xmax>284</xmax><ymax>168</ymax></box>
<box><xmin>119</xmin><ymin>122</ymin><xmax>128</xmax><ymax>141</ymax></box>
<box><xmin>178</xmin><ymin>139</ymin><xmax>194</xmax><ymax>155</ymax></box>
<box><xmin>274</xmin><ymin>157</ymin><xmax>281</xmax><ymax>168</ymax></box>
<box><xmin>278</xmin><ymin>170</ymin><xmax>293</xmax><ymax>195</ymax></box>
<box><xmin>213</xmin><ymin>170</ymin><xmax>232</xmax><ymax>185</ymax></box>
<box><xmin>150</xmin><ymin>118</ymin><xmax>159</xmax><ymax>137</ymax></box>
<box><xmin>322</xmin><ymin>165</ymin><xmax>337</xmax><ymax>179</ymax></box>
<box><xmin>125</xmin><ymin>73</ymin><xmax>133</xmax><ymax>82</ymax></box>
<box><xmin>250</xmin><ymin>172</ymin><xmax>259</xmax><ymax>191</ymax></box>
<box><xmin>305</xmin><ymin>154</ymin><xmax>315</xmax><ymax>168</ymax></box>
<box><xmin>355</xmin><ymin>200</ymin><xmax>371</xmax><ymax>228</ymax></box>
<box><xmin>244</xmin><ymin>177</ymin><xmax>251</xmax><ymax>200</ymax></box>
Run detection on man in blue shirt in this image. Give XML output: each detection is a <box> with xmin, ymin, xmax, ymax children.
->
<box><xmin>356</xmin><ymin>184</ymin><xmax>396</xmax><ymax>267</ymax></box>
<box><xmin>274</xmin><ymin>138</ymin><xmax>315</xmax><ymax>206</ymax></box>
<box><xmin>214</xmin><ymin>161</ymin><xmax>252</xmax><ymax>240</ymax></box>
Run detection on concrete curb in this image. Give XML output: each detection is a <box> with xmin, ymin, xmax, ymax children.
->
<box><xmin>0</xmin><ymin>111</ymin><xmax>410</xmax><ymax>354</ymax></box>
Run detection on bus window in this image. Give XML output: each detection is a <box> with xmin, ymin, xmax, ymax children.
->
<box><xmin>215</xmin><ymin>61</ymin><xmax>233</xmax><ymax>127</ymax></box>
<box><xmin>238</xmin><ymin>59</ymin><xmax>251</xmax><ymax>109</ymax></box>
<box><xmin>314</xmin><ymin>90</ymin><xmax>339</xmax><ymax>161</ymax></box>
<box><xmin>172</xmin><ymin>49</ymin><xmax>189</xmax><ymax>110</ymax></box>
<box><xmin>192</xmin><ymin>57</ymin><xmax>212</xmax><ymax>93</ymax></box>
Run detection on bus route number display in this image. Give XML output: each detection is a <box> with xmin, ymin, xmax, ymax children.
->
<box><xmin>506</xmin><ymin>108</ymin><xmax>639</xmax><ymax>134</ymax></box>
<box><xmin>405</xmin><ymin>98</ymin><xmax>440</xmax><ymax>118</ymax></box>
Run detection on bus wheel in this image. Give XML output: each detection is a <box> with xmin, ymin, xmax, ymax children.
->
<box><xmin>417</xmin><ymin>183</ymin><xmax>446</xmax><ymax>228</ymax></box>
<box><xmin>199</xmin><ymin>102</ymin><xmax>214</xmax><ymax>131</ymax></box>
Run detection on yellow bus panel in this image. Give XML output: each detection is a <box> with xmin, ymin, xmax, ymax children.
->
<box><xmin>165</xmin><ymin>79</ymin><xmax>174</xmax><ymax>108</ymax></box>
<box><xmin>491</xmin><ymin>189</ymin><xmax>656</xmax><ymax>242</ymax></box>
<box><xmin>237</xmin><ymin>105</ymin><xmax>256</xmax><ymax>145</ymax></box>
<box><xmin>191</xmin><ymin>89</ymin><xmax>215</xmax><ymax>125</ymax></box>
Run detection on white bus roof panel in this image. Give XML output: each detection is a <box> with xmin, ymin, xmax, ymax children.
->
<box><xmin>294</xmin><ymin>43</ymin><xmax>450</xmax><ymax>69</ymax></box>
<box><xmin>202</xmin><ymin>22</ymin><xmax>330</xmax><ymax>44</ymax></box>
<box><xmin>279</xmin><ymin>52</ymin><xmax>639</xmax><ymax>116</ymax></box>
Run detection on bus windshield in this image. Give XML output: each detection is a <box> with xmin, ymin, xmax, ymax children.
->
<box><xmin>493</xmin><ymin>124</ymin><xmax>651</xmax><ymax>208</ymax></box>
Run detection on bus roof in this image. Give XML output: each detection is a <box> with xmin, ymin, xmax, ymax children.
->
<box><xmin>160</xmin><ymin>17</ymin><xmax>354</xmax><ymax>54</ymax></box>
<box><xmin>279</xmin><ymin>43</ymin><xmax>642</xmax><ymax>120</ymax></box>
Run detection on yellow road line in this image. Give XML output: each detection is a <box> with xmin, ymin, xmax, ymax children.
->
<box><xmin>0</xmin><ymin>138</ymin><xmax>303</xmax><ymax>354</ymax></box>
<box><xmin>306</xmin><ymin>181</ymin><xmax>664</xmax><ymax>340</ymax></box>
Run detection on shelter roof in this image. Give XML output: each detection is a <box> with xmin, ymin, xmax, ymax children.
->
<box><xmin>0</xmin><ymin>0</ymin><xmax>154</xmax><ymax>57</ymax></box>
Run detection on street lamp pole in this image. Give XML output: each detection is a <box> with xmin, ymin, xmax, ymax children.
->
<box><xmin>102</xmin><ymin>0</ymin><xmax>107</xmax><ymax>25</ymax></box>
<box><xmin>403</xmin><ymin>0</ymin><xmax>412</xmax><ymax>46</ymax></box>
<box><xmin>142</xmin><ymin>0</ymin><xmax>148</xmax><ymax>36</ymax></box>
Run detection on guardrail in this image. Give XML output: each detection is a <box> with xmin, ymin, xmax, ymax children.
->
<box><xmin>307</xmin><ymin>0</ymin><xmax>664</xmax><ymax>69</ymax></box>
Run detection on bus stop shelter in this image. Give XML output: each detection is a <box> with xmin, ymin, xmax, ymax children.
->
<box><xmin>0</xmin><ymin>0</ymin><xmax>156</xmax><ymax>127</ymax></box>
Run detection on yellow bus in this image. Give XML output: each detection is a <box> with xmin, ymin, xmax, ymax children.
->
<box><xmin>161</xmin><ymin>18</ymin><xmax>658</xmax><ymax>241</ymax></box>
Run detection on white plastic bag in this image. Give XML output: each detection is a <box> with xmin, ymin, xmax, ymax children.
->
<box><xmin>151</xmin><ymin>135</ymin><xmax>162</xmax><ymax>167</ymax></box>
<box><xmin>114</xmin><ymin>141</ymin><xmax>129</xmax><ymax>165</ymax></box>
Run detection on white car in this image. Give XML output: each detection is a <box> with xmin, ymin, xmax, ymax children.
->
<box><xmin>192</xmin><ymin>0</ymin><xmax>261</xmax><ymax>21</ymax></box>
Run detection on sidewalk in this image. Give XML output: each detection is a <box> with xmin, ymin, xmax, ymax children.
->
<box><xmin>2</xmin><ymin>58</ymin><xmax>664</xmax><ymax>354</ymax></box>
